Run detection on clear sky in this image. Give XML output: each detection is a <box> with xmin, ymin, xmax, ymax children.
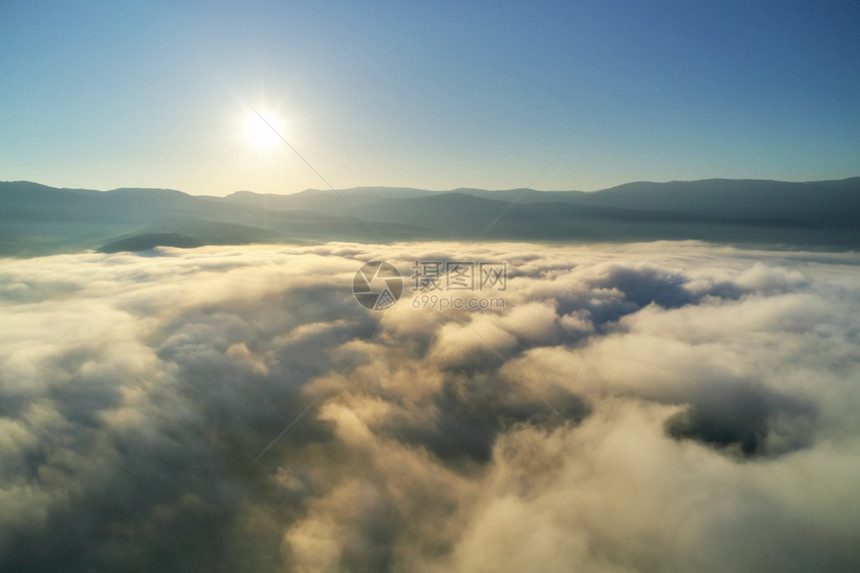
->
<box><xmin>1</xmin><ymin>0</ymin><xmax>858</xmax><ymax>195</ymax></box>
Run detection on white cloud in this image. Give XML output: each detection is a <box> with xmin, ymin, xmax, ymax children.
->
<box><xmin>1</xmin><ymin>242</ymin><xmax>859</xmax><ymax>571</ymax></box>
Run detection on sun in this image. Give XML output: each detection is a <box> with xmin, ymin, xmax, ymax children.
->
<box><xmin>244</xmin><ymin>112</ymin><xmax>283</xmax><ymax>149</ymax></box>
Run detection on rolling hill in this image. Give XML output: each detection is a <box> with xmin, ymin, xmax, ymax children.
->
<box><xmin>1</xmin><ymin>177</ymin><xmax>858</xmax><ymax>256</ymax></box>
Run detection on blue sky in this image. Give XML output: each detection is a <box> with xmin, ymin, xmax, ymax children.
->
<box><xmin>1</xmin><ymin>0</ymin><xmax>858</xmax><ymax>195</ymax></box>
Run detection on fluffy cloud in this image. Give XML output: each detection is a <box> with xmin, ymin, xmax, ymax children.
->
<box><xmin>1</xmin><ymin>242</ymin><xmax>859</xmax><ymax>572</ymax></box>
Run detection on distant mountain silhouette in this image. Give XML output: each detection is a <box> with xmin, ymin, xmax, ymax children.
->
<box><xmin>573</xmin><ymin>178</ymin><xmax>860</xmax><ymax>228</ymax></box>
<box><xmin>1</xmin><ymin>177</ymin><xmax>858</xmax><ymax>256</ymax></box>
<box><xmin>225</xmin><ymin>186</ymin><xmax>433</xmax><ymax>215</ymax></box>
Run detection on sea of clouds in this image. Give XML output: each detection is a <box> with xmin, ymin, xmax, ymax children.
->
<box><xmin>1</xmin><ymin>241</ymin><xmax>859</xmax><ymax>572</ymax></box>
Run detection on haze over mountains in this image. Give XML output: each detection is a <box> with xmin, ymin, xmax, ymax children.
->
<box><xmin>2</xmin><ymin>177</ymin><xmax>859</xmax><ymax>256</ymax></box>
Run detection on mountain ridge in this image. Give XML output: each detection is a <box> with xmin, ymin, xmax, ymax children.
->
<box><xmin>2</xmin><ymin>177</ymin><xmax>858</xmax><ymax>255</ymax></box>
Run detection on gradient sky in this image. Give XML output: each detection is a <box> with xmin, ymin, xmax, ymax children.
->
<box><xmin>1</xmin><ymin>0</ymin><xmax>858</xmax><ymax>195</ymax></box>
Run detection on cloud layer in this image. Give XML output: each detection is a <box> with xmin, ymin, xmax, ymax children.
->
<box><xmin>1</xmin><ymin>242</ymin><xmax>859</xmax><ymax>572</ymax></box>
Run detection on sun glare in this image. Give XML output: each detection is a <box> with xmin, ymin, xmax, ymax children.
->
<box><xmin>245</xmin><ymin>112</ymin><xmax>283</xmax><ymax>149</ymax></box>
